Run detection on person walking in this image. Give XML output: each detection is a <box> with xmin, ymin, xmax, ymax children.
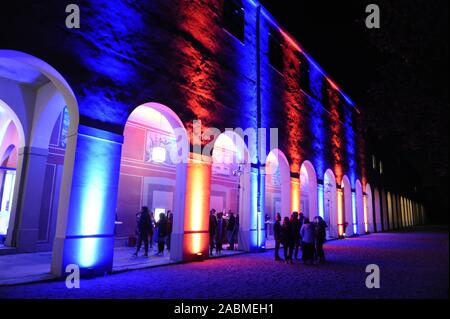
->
<box><xmin>300</xmin><ymin>217</ymin><xmax>316</xmax><ymax>264</ymax></box>
<box><xmin>215</xmin><ymin>212</ymin><xmax>225</xmax><ymax>254</ymax></box>
<box><xmin>209</xmin><ymin>209</ymin><xmax>217</xmax><ymax>256</ymax></box>
<box><xmin>273</xmin><ymin>213</ymin><xmax>282</xmax><ymax>261</ymax></box>
<box><xmin>314</xmin><ymin>216</ymin><xmax>327</xmax><ymax>263</ymax></box>
<box><xmin>156</xmin><ymin>213</ymin><xmax>168</xmax><ymax>256</ymax></box>
<box><xmin>227</xmin><ymin>212</ymin><xmax>236</xmax><ymax>250</ymax></box>
<box><xmin>133</xmin><ymin>206</ymin><xmax>153</xmax><ymax>257</ymax></box>
<box><xmin>281</xmin><ymin>216</ymin><xmax>294</xmax><ymax>264</ymax></box>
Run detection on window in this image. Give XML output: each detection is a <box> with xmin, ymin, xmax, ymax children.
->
<box><xmin>223</xmin><ymin>0</ymin><xmax>245</xmax><ymax>42</ymax></box>
<box><xmin>372</xmin><ymin>155</ymin><xmax>377</xmax><ymax>170</ymax></box>
<box><xmin>299</xmin><ymin>53</ymin><xmax>311</xmax><ymax>96</ymax></box>
<box><xmin>268</xmin><ymin>29</ymin><xmax>283</xmax><ymax>72</ymax></box>
<box><xmin>379</xmin><ymin>161</ymin><xmax>383</xmax><ymax>174</ymax></box>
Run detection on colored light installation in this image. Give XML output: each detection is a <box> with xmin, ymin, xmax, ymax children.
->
<box><xmin>337</xmin><ymin>188</ymin><xmax>344</xmax><ymax>236</ymax></box>
<box><xmin>184</xmin><ymin>156</ymin><xmax>211</xmax><ymax>256</ymax></box>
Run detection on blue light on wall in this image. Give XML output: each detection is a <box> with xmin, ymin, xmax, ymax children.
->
<box><xmin>250</xmin><ymin>167</ymin><xmax>260</xmax><ymax>249</ymax></box>
<box><xmin>352</xmin><ymin>191</ymin><xmax>357</xmax><ymax>234</ymax></box>
<box><xmin>318</xmin><ymin>184</ymin><xmax>324</xmax><ymax>218</ymax></box>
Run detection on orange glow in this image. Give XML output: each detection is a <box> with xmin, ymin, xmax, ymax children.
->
<box><xmin>337</xmin><ymin>188</ymin><xmax>344</xmax><ymax>236</ymax></box>
<box><xmin>290</xmin><ymin>178</ymin><xmax>300</xmax><ymax>213</ymax></box>
<box><xmin>363</xmin><ymin>195</ymin><xmax>368</xmax><ymax>233</ymax></box>
<box><xmin>184</xmin><ymin>156</ymin><xmax>211</xmax><ymax>255</ymax></box>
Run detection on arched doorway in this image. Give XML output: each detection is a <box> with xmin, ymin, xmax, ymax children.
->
<box><xmin>374</xmin><ymin>187</ymin><xmax>382</xmax><ymax>232</ymax></box>
<box><xmin>355</xmin><ymin>180</ymin><xmax>364</xmax><ymax>234</ymax></box>
<box><xmin>386</xmin><ymin>191</ymin><xmax>393</xmax><ymax>230</ymax></box>
<box><xmin>0</xmin><ymin>120</ymin><xmax>20</xmax><ymax>244</ymax></box>
<box><xmin>365</xmin><ymin>183</ymin><xmax>374</xmax><ymax>233</ymax></box>
<box><xmin>265</xmin><ymin>149</ymin><xmax>290</xmax><ymax>218</ymax></box>
<box><xmin>341</xmin><ymin>175</ymin><xmax>353</xmax><ymax>237</ymax></box>
<box><xmin>323</xmin><ymin>169</ymin><xmax>338</xmax><ymax>239</ymax></box>
<box><xmin>300</xmin><ymin>160</ymin><xmax>318</xmax><ymax>219</ymax></box>
<box><xmin>115</xmin><ymin>102</ymin><xmax>188</xmax><ymax>264</ymax></box>
<box><xmin>0</xmin><ymin>50</ymin><xmax>80</xmax><ymax>279</ymax></box>
<box><xmin>210</xmin><ymin>131</ymin><xmax>253</xmax><ymax>251</ymax></box>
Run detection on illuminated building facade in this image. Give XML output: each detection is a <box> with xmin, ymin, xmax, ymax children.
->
<box><xmin>0</xmin><ymin>0</ymin><xmax>425</xmax><ymax>277</ymax></box>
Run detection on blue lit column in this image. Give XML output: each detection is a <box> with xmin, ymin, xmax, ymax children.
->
<box><xmin>51</xmin><ymin>125</ymin><xmax>123</xmax><ymax>277</ymax></box>
<box><xmin>258</xmin><ymin>164</ymin><xmax>266</xmax><ymax>249</ymax></box>
<box><xmin>238</xmin><ymin>165</ymin><xmax>260</xmax><ymax>251</ymax></box>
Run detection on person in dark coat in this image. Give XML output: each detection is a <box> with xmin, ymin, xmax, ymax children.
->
<box><xmin>273</xmin><ymin>213</ymin><xmax>282</xmax><ymax>261</ymax></box>
<box><xmin>133</xmin><ymin>206</ymin><xmax>152</xmax><ymax>257</ymax></box>
<box><xmin>156</xmin><ymin>213</ymin><xmax>168</xmax><ymax>256</ymax></box>
<box><xmin>209</xmin><ymin>209</ymin><xmax>217</xmax><ymax>255</ymax></box>
<box><xmin>281</xmin><ymin>216</ymin><xmax>294</xmax><ymax>264</ymax></box>
<box><xmin>166</xmin><ymin>211</ymin><xmax>173</xmax><ymax>251</ymax></box>
<box><xmin>314</xmin><ymin>216</ymin><xmax>327</xmax><ymax>263</ymax></box>
<box><xmin>215</xmin><ymin>212</ymin><xmax>225</xmax><ymax>254</ymax></box>
<box><xmin>290</xmin><ymin>212</ymin><xmax>301</xmax><ymax>260</ymax></box>
<box><xmin>227</xmin><ymin>212</ymin><xmax>236</xmax><ymax>250</ymax></box>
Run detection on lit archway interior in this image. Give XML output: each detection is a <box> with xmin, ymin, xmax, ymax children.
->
<box><xmin>365</xmin><ymin>183</ymin><xmax>374</xmax><ymax>232</ymax></box>
<box><xmin>0</xmin><ymin>66</ymin><xmax>72</xmax><ymax>253</ymax></box>
<box><xmin>355</xmin><ymin>180</ymin><xmax>364</xmax><ymax>234</ymax></box>
<box><xmin>264</xmin><ymin>149</ymin><xmax>290</xmax><ymax>240</ymax></box>
<box><xmin>300</xmin><ymin>160</ymin><xmax>318</xmax><ymax>219</ymax></box>
<box><xmin>116</xmin><ymin>103</ymin><xmax>188</xmax><ymax>260</ymax></box>
<box><xmin>323</xmin><ymin>169</ymin><xmax>338</xmax><ymax>239</ymax></box>
<box><xmin>210</xmin><ymin>132</ymin><xmax>251</xmax><ymax>251</ymax></box>
<box><xmin>341</xmin><ymin>175</ymin><xmax>353</xmax><ymax>237</ymax></box>
<box><xmin>374</xmin><ymin>187</ymin><xmax>382</xmax><ymax>232</ymax></box>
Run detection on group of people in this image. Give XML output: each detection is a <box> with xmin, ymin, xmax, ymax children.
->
<box><xmin>133</xmin><ymin>207</ymin><xmax>173</xmax><ymax>257</ymax></box>
<box><xmin>273</xmin><ymin>211</ymin><xmax>327</xmax><ymax>264</ymax></box>
<box><xmin>209</xmin><ymin>209</ymin><xmax>239</xmax><ymax>255</ymax></box>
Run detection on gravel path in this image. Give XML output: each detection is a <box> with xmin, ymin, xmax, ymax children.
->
<box><xmin>0</xmin><ymin>227</ymin><xmax>448</xmax><ymax>299</ymax></box>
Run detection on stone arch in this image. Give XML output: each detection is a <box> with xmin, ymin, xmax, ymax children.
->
<box><xmin>300</xmin><ymin>160</ymin><xmax>318</xmax><ymax>219</ymax></box>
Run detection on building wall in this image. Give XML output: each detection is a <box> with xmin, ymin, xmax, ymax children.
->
<box><xmin>0</xmin><ymin>1</ymin><xmax>365</xmax><ymax>186</ymax></box>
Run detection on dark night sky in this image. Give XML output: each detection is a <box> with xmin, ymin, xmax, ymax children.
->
<box><xmin>260</xmin><ymin>0</ymin><xmax>449</xmax><ymax>222</ymax></box>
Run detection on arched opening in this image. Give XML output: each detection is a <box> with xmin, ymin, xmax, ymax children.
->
<box><xmin>300</xmin><ymin>160</ymin><xmax>318</xmax><ymax>219</ymax></box>
<box><xmin>210</xmin><ymin>131</ymin><xmax>251</xmax><ymax>254</ymax></box>
<box><xmin>0</xmin><ymin>50</ymin><xmax>79</xmax><ymax>281</ymax></box>
<box><xmin>365</xmin><ymin>183</ymin><xmax>374</xmax><ymax>233</ymax></box>
<box><xmin>114</xmin><ymin>102</ymin><xmax>188</xmax><ymax>267</ymax></box>
<box><xmin>0</xmin><ymin>121</ymin><xmax>20</xmax><ymax>244</ymax></box>
<box><xmin>264</xmin><ymin>149</ymin><xmax>290</xmax><ymax>242</ymax></box>
<box><xmin>355</xmin><ymin>180</ymin><xmax>364</xmax><ymax>234</ymax></box>
<box><xmin>374</xmin><ymin>187</ymin><xmax>382</xmax><ymax>232</ymax></box>
<box><xmin>341</xmin><ymin>175</ymin><xmax>353</xmax><ymax>237</ymax></box>
<box><xmin>386</xmin><ymin>191</ymin><xmax>393</xmax><ymax>231</ymax></box>
<box><xmin>323</xmin><ymin>169</ymin><xmax>338</xmax><ymax>239</ymax></box>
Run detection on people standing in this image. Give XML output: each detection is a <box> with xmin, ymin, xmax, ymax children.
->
<box><xmin>149</xmin><ymin>211</ymin><xmax>155</xmax><ymax>249</ymax></box>
<box><xmin>290</xmin><ymin>212</ymin><xmax>301</xmax><ymax>260</ymax></box>
<box><xmin>227</xmin><ymin>212</ymin><xmax>236</xmax><ymax>250</ymax></box>
<box><xmin>133</xmin><ymin>206</ymin><xmax>153</xmax><ymax>257</ymax></box>
<box><xmin>281</xmin><ymin>216</ymin><xmax>294</xmax><ymax>264</ymax></box>
<box><xmin>209</xmin><ymin>209</ymin><xmax>217</xmax><ymax>256</ymax></box>
<box><xmin>300</xmin><ymin>217</ymin><xmax>316</xmax><ymax>264</ymax></box>
<box><xmin>156</xmin><ymin>213</ymin><xmax>168</xmax><ymax>256</ymax></box>
<box><xmin>215</xmin><ymin>212</ymin><xmax>225</xmax><ymax>254</ymax></box>
<box><xmin>166</xmin><ymin>211</ymin><xmax>173</xmax><ymax>251</ymax></box>
<box><xmin>273</xmin><ymin>213</ymin><xmax>282</xmax><ymax>261</ymax></box>
<box><xmin>314</xmin><ymin>216</ymin><xmax>327</xmax><ymax>263</ymax></box>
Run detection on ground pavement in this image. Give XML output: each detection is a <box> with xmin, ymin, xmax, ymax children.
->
<box><xmin>0</xmin><ymin>227</ymin><xmax>448</xmax><ymax>299</ymax></box>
